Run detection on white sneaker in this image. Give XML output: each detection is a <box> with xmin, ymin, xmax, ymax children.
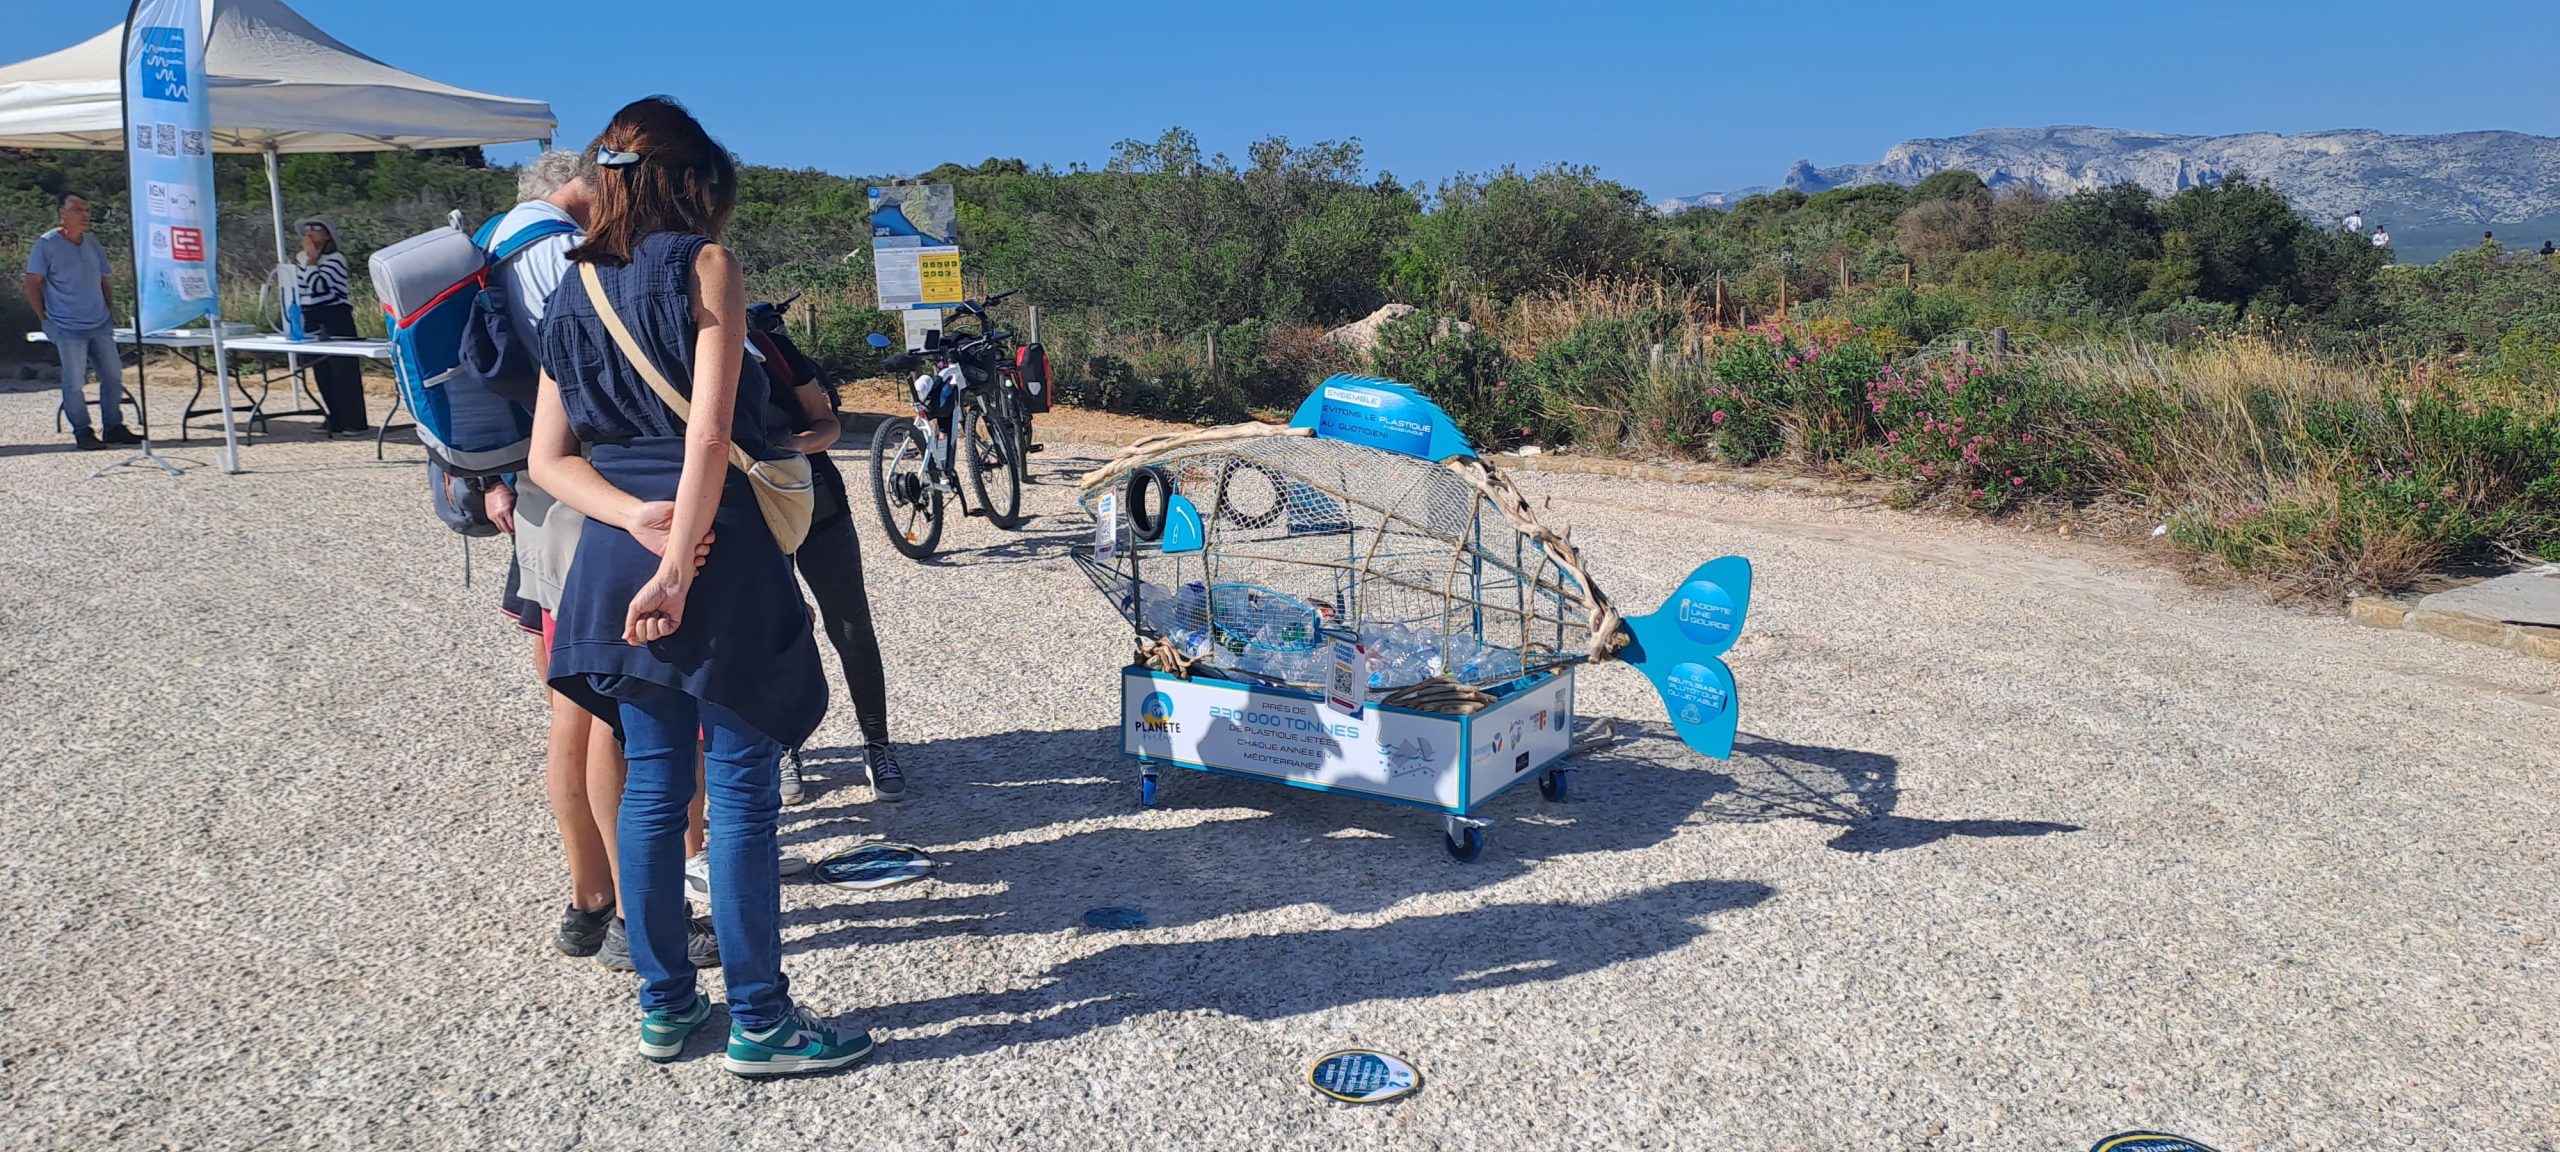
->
<box><xmin>690</xmin><ymin>848</ymin><xmax>810</xmax><ymax>899</ymax></box>
<box><xmin>779</xmin><ymin>749</ymin><xmax>808</xmax><ymax>806</ymax></box>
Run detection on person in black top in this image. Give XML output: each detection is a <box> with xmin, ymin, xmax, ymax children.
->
<box><xmin>750</xmin><ymin>319</ymin><xmax>900</xmax><ymax>803</ymax></box>
<box><xmin>293</xmin><ymin>218</ymin><xmax>368</xmax><ymax>433</ymax></box>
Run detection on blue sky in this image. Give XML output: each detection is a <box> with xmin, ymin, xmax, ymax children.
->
<box><xmin>11</xmin><ymin>0</ymin><xmax>2559</xmax><ymax>199</ymax></box>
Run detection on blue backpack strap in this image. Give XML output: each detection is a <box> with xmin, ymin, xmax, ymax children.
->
<box><xmin>485</xmin><ymin>218</ymin><xmax>579</xmax><ymax>264</ymax></box>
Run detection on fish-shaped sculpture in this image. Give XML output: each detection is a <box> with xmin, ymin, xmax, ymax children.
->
<box><xmin>1075</xmin><ymin>376</ymin><xmax>1752</xmax><ymax>759</ymax></box>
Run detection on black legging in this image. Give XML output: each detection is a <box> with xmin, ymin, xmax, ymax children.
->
<box><xmin>302</xmin><ymin>301</ymin><xmax>367</xmax><ymax>432</ymax></box>
<box><xmin>795</xmin><ymin>456</ymin><xmax>890</xmax><ymax>749</ymax></box>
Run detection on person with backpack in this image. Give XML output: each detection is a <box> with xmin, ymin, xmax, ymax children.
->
<box><xmin>528</xmin><ymin>97</ymin><xmax>872</xmax><ymax>1077</ymax></box>
<box><xmin>479</xmin><ymin>151</ymin><xmax>724</xmax><ymax>973</ymax></box>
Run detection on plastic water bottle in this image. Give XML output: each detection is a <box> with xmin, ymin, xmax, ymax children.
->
<box><xmin>280</xmin><ymin>264</ymin><xmax>305</xmax><ymax>342</ymax></box>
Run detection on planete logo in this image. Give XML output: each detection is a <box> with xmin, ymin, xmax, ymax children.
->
<box><xmin>1134</xmin><ymin>691</ymin><xmax>1181</xmax><ymax>735</ymax></box>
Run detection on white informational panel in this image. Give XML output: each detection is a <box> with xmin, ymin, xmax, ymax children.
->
<box><xmin>1466</xmin><ymin>672</ymin><xmax>1575</xmax><ymax>806</ymax></box>
<box><xmin>1126</xmin><ymin>671</ymin><xmax>1464</xmax><ymax>809</ymax></box>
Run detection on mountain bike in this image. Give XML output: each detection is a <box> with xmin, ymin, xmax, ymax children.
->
<box><xmin>866</xmin><ymin>291</ymin><xmax>1033</xmax><ymax>559</ymax></box>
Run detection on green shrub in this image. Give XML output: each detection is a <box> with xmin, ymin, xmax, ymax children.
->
<box><xmin>1369</xmin><ymin>308</ymin><xmax>1531</xmax><ymax>446</ymax></box>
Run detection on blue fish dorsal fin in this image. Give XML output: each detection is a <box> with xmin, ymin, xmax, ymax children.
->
<box><xmin>1619</xmin><ymin>557</ymin><xmax>1753</xmax><ymax>759</ymax></box>
<box><xmin>1286</xmin><ymin>375</ymin><xmax>1477</xmax><ymax>462</ymax></box>
<box><xmin>1161</xmin><ymin>494</ymin><xmax>1205</xmax><ymax>553</ymax></box>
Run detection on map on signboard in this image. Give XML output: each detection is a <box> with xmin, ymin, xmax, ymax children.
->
<box><xmin>868</xmin><ymin>184</ymin><xmax>956</xmax><ymax>248</ymax></box>
<box><xmin>870</xmin><ymin>184</ymin><xmax>964</xmax><ymax>313</ymax></box>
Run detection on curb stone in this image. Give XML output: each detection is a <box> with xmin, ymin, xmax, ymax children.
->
<box><xmin>2349</xmin><ymin>595</ymin><xmax>2560</xmax><ymax>662</ymax></box>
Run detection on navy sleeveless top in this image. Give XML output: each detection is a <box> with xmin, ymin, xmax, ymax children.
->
<box><xmin>537</xmin><ymin>231</ymin><xmax>826</xmax><ymax>749</ymax></box>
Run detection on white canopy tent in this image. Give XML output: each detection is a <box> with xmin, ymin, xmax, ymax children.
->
<box><xmin>0</xmin><ymin>0</ymin><xmax>556</xmax><ymax>276</ymax></box>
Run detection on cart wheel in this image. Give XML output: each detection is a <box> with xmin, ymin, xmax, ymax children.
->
<box><xmin>1538</xmin><ymin>768</ymin><xmax>1569</xmax><ymax>802</ymax></box>
<box><xmin>1139</xmin><ymin>775</ymin><xmax>1159</xmax><ymax>807</ymax></box>
<box><xmin>1443</xmin><ymin>824</ymin><xmax>1485</xmax><ymax>863</ymax></box>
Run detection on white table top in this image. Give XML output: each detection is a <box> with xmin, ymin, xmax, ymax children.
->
<box><xmin>25</xmin><ymin>328</ymin><xmax>391</xmax><ymax>358</ymax></box>
<box><xmin>224</xmin><ymin>335</ymin><xmax>394</xmax><ymax>359</ymax></box>
<box><xmin>25</xmin><ymin>327</ymin><xmax>214</xmax><ymax>348</ymax></box>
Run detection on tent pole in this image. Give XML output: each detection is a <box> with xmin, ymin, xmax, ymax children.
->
<box><xmin>264</xmin><ymin>143</ymin><xmax>306</xmax><ymax>416</ymax></box>
<box><xmin>264</xmin><ymin>144</ymin><xmax>286</xmax><ymax>266</ymax></box>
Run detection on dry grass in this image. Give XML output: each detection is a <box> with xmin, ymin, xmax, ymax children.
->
<box><xmin>2043</xmin><ymin>336</ymin><xmax>2557</xmax><ymax>595</ymax></box>
<box><xmin>1467</xmin><ymin>277</ymin><xmax>1725</xmax><ymax>362</ymax></box>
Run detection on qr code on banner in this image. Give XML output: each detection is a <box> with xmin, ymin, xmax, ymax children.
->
<box><xmin>155</xmin><ymin>124</ymin><xmax>177</xmax><ymax>157</ymax></box>
<box><xmin>175</xmin><ymin>269</ymin><xmax>211</xmax><ymax>301</ymax></box>
<box><xmin>182</xmin><ymin>130</ymin><xmax>206</xmax><ymax>157</ymax></box>
<box><xmin>133</xmin><ymin>125</ymin><xmax>153</xmax><ymax>151</ymax></box>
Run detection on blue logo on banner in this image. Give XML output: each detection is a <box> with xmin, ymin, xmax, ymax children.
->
<box><xmin>139</xmin><ymin>27</ymin><xmax>189</xmax><ymax>102</ymax></box>
<box><xmin>1139</xmin><ymin>692</ymin><xmax>1174</xmax><ymax>726</ymax></box>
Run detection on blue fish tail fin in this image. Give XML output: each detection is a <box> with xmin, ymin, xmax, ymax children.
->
<box><xmin>1616</xmin><ymin>558</ymin><xmax>1752</xmax><ymax>759</ymax></box>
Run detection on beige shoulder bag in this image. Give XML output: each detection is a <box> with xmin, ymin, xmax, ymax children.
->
<box><xmin>579</xmin><ymin>261</ymin><xmax>814</xmax><ymax>554</ymax></box>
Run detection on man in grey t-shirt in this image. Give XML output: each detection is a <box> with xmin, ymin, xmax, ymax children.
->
<box><xmin>21</xmin><ymin>193</ymin><xmax>139</xmax><ymax>449</ymax></box>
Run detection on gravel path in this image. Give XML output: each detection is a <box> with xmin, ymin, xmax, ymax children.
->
<box><xmin>2</xmin><ymin>383</ymin><xmax>2553</xmax><ymax>1151</ymax></box>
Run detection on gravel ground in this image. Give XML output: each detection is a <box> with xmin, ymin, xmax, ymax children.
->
<box><xmin>2</xmin><ymin>382</ymin><xmax>2555</xmax><ymax>1151</ymax></box>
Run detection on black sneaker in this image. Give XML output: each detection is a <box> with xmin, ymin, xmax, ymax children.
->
<box><xmin>865</xmin><ymin>744</ymin><xmax>906</xmax><ymax>802</ymax></box>
<box><xmin>72</xmin><ymin>428</ymin><xmax>104</xmax><ymax>451</ymax></box>
<box><xmin>597</xmin><ymin>915</ymin><xmax>722</xmax><ymax>971</ymax></box>
<box><xmin>102</xmin><ymin>424</ymin><xmax>142</xmax><ymax>445</ymax></box>
<box><xmin>555</xmin><ymin>902</ymin><xmax>614</xmax><ymax>957</ymax></box>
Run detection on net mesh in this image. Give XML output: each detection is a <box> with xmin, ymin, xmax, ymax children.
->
<box><xmin>1079</xmin><ymin>436</ymin><xmax>1594</xmax><ymax>694</ymax></box>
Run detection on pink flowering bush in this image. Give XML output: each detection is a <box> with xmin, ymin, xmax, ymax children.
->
<box><xmin>1852</xmin><ymin>349</ymin><xmax>2107</xmax><ymax>508</ymax></box>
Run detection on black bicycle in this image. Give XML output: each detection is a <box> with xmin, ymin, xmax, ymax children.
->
<box><xmin>866</xmin><ymin>291</ymin><xmax>1032</xmax><ymax>559</ymax></box>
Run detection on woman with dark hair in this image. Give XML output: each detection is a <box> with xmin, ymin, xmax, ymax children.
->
<box><xmin>527</xmin><ymin>95</ymin><xmax>872</xmax><ymax>1077</ymax></box>
<box><xmin>293</xmin><ymin>217</ymin><xmax>369</xmax><ymax>433</ymax></box>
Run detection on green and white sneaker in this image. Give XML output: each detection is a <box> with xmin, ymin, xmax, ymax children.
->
<box><xmin>724</xmin><ymin>1007</ymin><xmax>876</xmax><ymax>1077</ymax></box>
<box><xmin>638</xmin><ymin>997</ymin><xmax>712</xmax><ymax>1063</ymax></box>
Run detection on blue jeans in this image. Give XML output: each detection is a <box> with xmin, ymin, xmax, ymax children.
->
<box><xmin>616</xmin><ymin>683</ymin><xmax>791</xmax><ymax>1029</ymax></box>
<box><xmin>46</xmin><ymin>325</ymin><xmax>126</xmax><ymax>433</ymax></box>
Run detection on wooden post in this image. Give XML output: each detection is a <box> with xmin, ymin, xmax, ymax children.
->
<box><xmin>1839</xmin><ymin>253</ymin><xmax>1849</xmax><ymax>295</ymax></box>
<box><xmin>1714</xmin><ymin>272</ymin><xmax>1725</xmax><ymax>326</ymax></box>
<box><xmin>1903</xmin><ymin>264</ymin><xmax>1912</xmax><ymax>288</ymax></box>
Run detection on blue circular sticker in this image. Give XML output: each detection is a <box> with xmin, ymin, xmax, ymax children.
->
<box><xmin>1671</xmin><ymin>580</ymin><xmax>1737</xmax><ymax>647</ymax></box>
<box><xmin>1664</xmin><ymin>662</ymin><xmax>1730</xmax><ymax>720</ymax></box>
<box><xmin>1305</xmin><ymin>1050</ymin><xmax>1422</xmax><ymax>1104</ymax></box>
<box><xmin>815</xmin><ymin>842</ymin><xmax>934</xmax><ymax>891</ymax></box>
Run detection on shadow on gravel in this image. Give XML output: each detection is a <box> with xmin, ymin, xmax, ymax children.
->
<box><xmin>867</xmin><ymin>877</ymin><xmax>1774</xmax><ymax>1066</ymax></box>
<box><xmin>1710</xmin><ymin>736</ymin><xmax>2081</xmax><ymax>854</ymax></box>
<box><xmin>779</xmin><ymin>720</ymin><xmax>1776</xmax><ymax>959</ymax></box>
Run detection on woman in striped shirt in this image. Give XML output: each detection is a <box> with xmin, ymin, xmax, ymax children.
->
<box><xmin>296</xmin><ymin>218</ymin><xmax>369</xmax><ymax>433</ymax></box>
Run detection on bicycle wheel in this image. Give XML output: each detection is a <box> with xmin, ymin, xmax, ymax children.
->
<box><xmin>962</xmin><ymin>392</ymin><xmax>1025</xmax><ymax>529</ymax></box>
<box><xmin>1009</xmin><ymin>388</ymin><xmax>1036</xmax><ymax>482</ymax></box>
<box><xmin>870</xmin><ymin>417</ymin><xmax>944</xmax><ymax>559</ymax></box>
